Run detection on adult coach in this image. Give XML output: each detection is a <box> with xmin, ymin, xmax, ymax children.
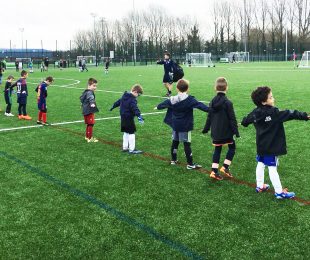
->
<box><xmin>157</xmin><ymin>51</ymin><xmax>175</xmax><ymax>97</ymax></box>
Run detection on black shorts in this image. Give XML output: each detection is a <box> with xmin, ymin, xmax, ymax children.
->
<box><xmin>121</xmin><ymin>117</ymin><xmax>136</xmax><ymax>134</ymax></box>
<box><xmin>163</xmin><ymin>74</ymin><xmax>173</xmax><ymax>84</ymax></box>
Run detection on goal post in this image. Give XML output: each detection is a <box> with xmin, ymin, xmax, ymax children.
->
<box><xmin>226</xmin><ymin>52</ymin><xmax>250</xmax><ymax>63</ymax></box>
<box><xmin>298</xmin><ymin>51</ymin><xmax>310</xmax><ymax>68</ymax></box>
<box><xmin>186</xmin><ymin>53</ymin><xmax>214</xmax><ymax>67</ymax></box>
<box><xmin>76</xmin><ymin>56</ymin><xmax>96</xmax><ymax>66</ymax></box>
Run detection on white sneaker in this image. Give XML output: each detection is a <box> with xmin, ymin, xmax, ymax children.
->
<box><xmin>8</xmin><ymin>113</ymin><xmax>14</xmax><ymax>117</ymax></box>
<box><xmin>4</xmin><ymin>112</ymin><xmax>9</xmax><ymax>116</ymax></box>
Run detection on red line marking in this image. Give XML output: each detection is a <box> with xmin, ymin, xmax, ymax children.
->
<box><xmin>51</xmin><ymin>125</ymin><xmax>310</xmax><ymax>206</ymax></box>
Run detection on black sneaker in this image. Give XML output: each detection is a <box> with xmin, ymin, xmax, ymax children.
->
<box><xmin>122</xmin><ymin>149</ymin><xmax>129</xmax><ymax>152</ymax></box>
<box><xmin>42</xmin><ymin>122</ymin><xmax>51</xmax><ymax>126</ymax></box>
<box><xmin>37</xmin><ymin>121</ymin><xmax>42</xmax><ymax>125</ymax></box>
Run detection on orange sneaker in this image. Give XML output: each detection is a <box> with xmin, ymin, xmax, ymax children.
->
<box><xmin>210</xmin><ymin>171</ymin><xmax>223</xmax><ymax>181</ymax></box>
<box><xmin>18</xmin><ymin>115</ymin><xmax>23</xmax><ymax>120</ymax></box>
<box><xmin>23</xmin><ymin>115</ymin><xmax>32</xmax><ymax>120</ymax></box>
<box><xmin>220</xmin><ymin>166</ymin><xmax>233</xmax><ymax>178</ymax></box>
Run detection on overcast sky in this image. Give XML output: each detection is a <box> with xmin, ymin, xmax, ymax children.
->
<box><xmin>2</xmin><ymin>0</ymin><xmax>242</xmax><ymax>50</ymax></box>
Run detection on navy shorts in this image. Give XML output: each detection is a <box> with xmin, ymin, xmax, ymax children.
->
<box><xmin>163</xmin><ymin>74</ymin><xmax>173</xmax><ymax>84</ymax></box>
<box><xmin>256</xmin><ymin>155</ymin><xmax>278</xmax><ymax>167</ymax></box>
<box><xmin>121</xmin><ymin>117</ymin><xmax>136</xmax><ymax>134</ymax></box>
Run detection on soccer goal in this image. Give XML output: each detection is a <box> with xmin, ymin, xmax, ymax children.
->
<box><xmin>298</xmin><ymin>51</ymin><xmax>310</xmax><ymax>68</ymax></box>
<box><xmin>227</xmin><ymin>52</ymin><xmax>250</xmax><ymax>63</ymax></box>
<box><xmin>186</xmin><ymin>53</ymin><xmax>214</xmax><ymax>67</ymax></box>
<box><xmin>76</xmin><ymin>56</ymin><xmax>96</xmax><ymax>66</ymax></box>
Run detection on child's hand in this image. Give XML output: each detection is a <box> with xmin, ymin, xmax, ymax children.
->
<box><xmin>138</xmin><ymin>116</ymin><xmax>144</xmax><ymax>124</ymax></box>
<box><xmin>90</xmin><ymin>104</ymin><xmax>96</xmax><ymax>108</ymax></box>
<box><xmin>154</xmin><ymin>107</ymin><xmax>158</xmax><ymax>110</ymax></box>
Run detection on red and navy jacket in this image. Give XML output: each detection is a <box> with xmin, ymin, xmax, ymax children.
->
<box><xmin>241</xmin><ymin>105</ymin><xmax>308</xmax><ymax>156</ymax></box>
<box><xmin>37</xmin><ymin>82</ymin><xmax>48</xmax><ymax>104</ymax></box>
<box><xmin>16</xmin><ymin>78</ymin><xmax>28</xmax><ymax>103</ymax></box>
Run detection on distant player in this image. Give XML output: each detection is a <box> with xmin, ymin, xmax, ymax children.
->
<box><xmin>157</xmin><ymin>51</ymin><xmax>175</xmax><ymax>97</ymax></box>
<box><xmin>0</xmin><ymin>60</ymin><xmax>4</xmax><ymax>85</ymax></box>
<box><xmin>242</xmin><ymin>86</ymin><xmax>309</xmax><ymax>199</ymax></box>
<box><xmin>110</xmin><ymin>84</ymin><xmax>144</xmax><ymax>154</ymax></box>
<box><xmin>82</xmin><ymin>58</ymin><xmax>88</xmax><ymax>72</ymax></box>
<box><xmin>80</xmin><ymin>78</ymin><xmax>99</xmax><ymax>143</ymax></box>
<box><xmin>155</xmin><ymin>79</ymin><xmax>209</xmax><ymax>169</ymax></box>
<box><xmin>36</xmin><ymin>76</ymin><xmax>54</xmax><ymax>125</ymax></box>
<box><xmin>4</xmin><ymin>75</ymin><xmax>16</xmax><ymax>116</ymax></box>
<box><xmin>202</xmin><ymin>77</ymin><xmax>240</xmax><ymax>180</ymax></box>
<box><xmin>28</xmin><ymin>60</ymin><xmax>33</xmax><ymax>73</ymax></box>
<box><xmin>16</xmin><ymin>70</ymin><xmax>32</xmax><ymax>120</ymax></box>
<box><xmin>105</xmin><ymin>58</ymin><xmax>110</xmax><ymax>74</ymax></box>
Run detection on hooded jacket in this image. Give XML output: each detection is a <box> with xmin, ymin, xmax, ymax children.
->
<box><xmin>111</xmin><ymin>91</ymin><xmax>141</xmax><ymax>119</ymax></box>
<box><xmin>80</xmin><ymin>89</ymin><xmax>99</xmax><ymax>115</ymax></box>
<box><xmin>157</xmin><ymin>94</ymin><xmax>209</xmax><ymax>132</ymax></box>
<box><xmin>202</xmin><ymin>92</ymin><xmax>239</xmax><ymax>141</ymax></box>
<box><xmin>241</xmin><ymin>105</ymin><xmax>308</xmax><ymax>156</ymax></box>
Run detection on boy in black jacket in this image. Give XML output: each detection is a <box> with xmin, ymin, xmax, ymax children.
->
<box><xmin>242</xmin><ymin>86</ymin><xmax>309</xmax><ymax>199</ymax></box>
<box><xmin>156</xmin><ymin>79</ymin><xmax>209</xmax><ymax>169</ymax></box>
<box><xmin>202</xmin><ymin>77</ymin><xmax>240</xmax><ymax>180</ymax></box>
<box><xmin>110</xmin><ymin>84</ymin><xmax>144</xmax><ymax>154</ymax></box>
<box><xmin>4</xmin><ymin>75</ymin><xmax>16</xmax><ymax>116</ymax></box>
<box><xmin>80</xmin><ymin>78</ymin><xmax>99</xmax><ymax>143</ymax></box>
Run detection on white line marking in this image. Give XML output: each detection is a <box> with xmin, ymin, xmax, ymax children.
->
<box><xmin>0</xmin><ymin>112</ymin><xmax>165</xmax><ymax>133</ymax></box>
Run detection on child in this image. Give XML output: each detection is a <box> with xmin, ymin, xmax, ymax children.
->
<box><xmin>36</xmin><ymin>76</ymin><xmax>54</xmax><ymax>125</ymax></box>
<box><xmin>156</xmin><ymin>79</ymin><xmax>209</xmax><ymax>169</ymax></box>
<box><xmin>202</xmin><ymin>77</ymin><xmax>240</xmax><ymax>180</ymax></box>
<box><xmin>241</xmin><ymin>86</ymin><xmax>309</xmax><ymax>199</ymax></box>
<box><xmin>105</xmin><ymin>58</ymin><xmax>110</xmax><ymax>74</ymax></box>
<box><xmin>28</xmin><ymin>60</ymin><xmax>33</xmax><ymax>73</ymax></box>
<box><xmin>16</xmin><ymin>70</ymin><xmax>32</xmax><ymax>120</ymax></box>
<box><xmin>80</xmin><ymin>78</ymin><xmax>99</xmax><ymax>143</ymax></box>
<box><xmin>157</xmin><ymin>51</ymin><xmax>175</xmax><ymax>97</ymax></box>
<box><xmin>110</xmin><ymin>84</ymin><xmax>144</xmax><ymax>154</ymax></box>
<box><xmin>4</xmin><ymin>75</ymin><xmax>16</xmax><ymax>116</ymax></box>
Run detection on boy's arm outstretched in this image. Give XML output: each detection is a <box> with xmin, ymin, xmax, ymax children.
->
<box><xmin>277</xmin><ymin>109</ymin><xmax>309</xmax><ymax>122</ymax></box>
<box><xmin>192</xmin><ymin>99</ymin><xmax>209</xmax><ymax>112</ymax></box>
<box><xmin>110</xmin><ymin>98</ymin><xmax>121</xmax><ymax>111</ymax></box>
<box><xmin>241</xmin><ymin>111</ymin><xmax>256</xmax><ymax>127</ymax></box>
<box><xmin>156</xmin><ymin>99</ymin><xmax>172</xmax><ymax>110</ymax></box>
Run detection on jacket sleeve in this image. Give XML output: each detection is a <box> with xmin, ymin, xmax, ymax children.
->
<box><xmin>241</xmin><ymin>111</ymin><xmax>256</xmax><ymax>127</ymax></box>
<box><xmin>157</xmin><ymin>99</ymin><xmax>172</xmax><ymax>110</ymax></box>
<box><xmin>157</xmin><ymin>60</ymin><xmax>164</xmax><ymax>65</ymax></box>
<box><xmin>130</xmin><ymin>99</ymin><xmax>141</xmax><ymax>117</ymax></box>
<box><xmin>226</xmin><ymin>102</ymin><xmax>240</xmax><ymax>137</ymax></box>
<box><xmin>110</xmin><ymin>98</ymin><xmax>121</xmax><ymax>110</ymax></box>
<box><xmin>86</xmin><ymin>91</ymin><xmax>96</xmax><ymax>106</ymax></box>
<box><xmin>192</xmin><ymin>99</ymin><xmax>209</xmax><ymax>112</ymax></box>
<box><xmin>202</xmin><ymin>112</ymin><xmax>211</xmax><ymax>133</ymax></box>
<box><xmin>277</xmin><ymin>109</ymin><xmax>309</xmax><ymax>122</ymax></box>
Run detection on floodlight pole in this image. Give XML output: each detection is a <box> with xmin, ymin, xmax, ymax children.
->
<box><xmin>243</xmin><ymin>0</ymin><xmax>247</xmax><ymax>53</ymax></box>
<box><xmin>133</xmin><ymin>0</ymin><xmax>137</xmax><ymax>66</ymax></box>
<box><xmin>19</xmin><ymin>28</ymin><xmax>24</xmax><ymax>51</ymax></box>
<box><xmin>91</xmin><ymin>13</ymin><xmax>97</xmax><ymax>66</ymax></box>
<box><xmin>285</xmin><ymin>28</ymin><xmax>288</xmax><ymax>61</ymax></box>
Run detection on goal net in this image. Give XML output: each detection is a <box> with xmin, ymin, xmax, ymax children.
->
<box><xmin>298</xmin><ymin>51</ymin><xmax>310</xmax><ymax>68</ymax></box>
<box><xmin>186</xmin><ymin>53</ymin><xmax>214</xmax><ymax>67</ymax></box>
<box><xmin>76</xmin><ymin>56</ymin><xmax>96</xmax><ymax>66</ymax></box>
<box><xmin>227</xmin><ymin>52</ymin><xmax>250</xmax><ymax>63</ymax></box>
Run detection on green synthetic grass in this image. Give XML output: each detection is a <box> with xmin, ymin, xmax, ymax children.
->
<box><xmin>1</xmin><ymin>62</ymin><xmax>310</xmax><ymax>259</ymax></box>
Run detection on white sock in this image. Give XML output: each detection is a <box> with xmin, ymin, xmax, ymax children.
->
<box><xmin>128</xmin><ymin>134</ymin><xmax>135</xmax><ymax>151</ymax></box>
<box><xmin>268</xmin><ymin>166</ymin><xmax>283</xmax><ymax>194</ymax></box>
<box><xmin>256</xmin><ymin>162</ymin><xmax>265</xmax><ymax>188</ymax></box>
<box><xmin>123</xmin><ymin>133</ymin><xmax>129</xmax><ymax>150</ymax></box>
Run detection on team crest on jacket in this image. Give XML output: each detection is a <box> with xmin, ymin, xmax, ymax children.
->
<box><xmin>265</xmin><ymin>116</ymin><xmax>272</xmax><ymax>122</ymax></box>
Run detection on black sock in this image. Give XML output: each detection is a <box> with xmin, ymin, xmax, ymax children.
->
<box><xmin>168</xmin><ymin>90</ymin><xmax>171</xmax><ymax>94</ymax></box>
<box><xmin>184</xmin><ymin>142</ymin><xmax>193</xmax><ymax>165</ymax></box>
<box><xmin>212</xmin><ymin>168</ymin><xmax>218</xmax><ymax>174</ymax></box>
<box><xmin>223</xmin><ymin>163</ymin><xmax>229</xmax><ymax>169</ymax></box>
<box><xmin>171</xmin><ymin>140</ymin><xmax>179</xmax><ymax>161</ymax></box>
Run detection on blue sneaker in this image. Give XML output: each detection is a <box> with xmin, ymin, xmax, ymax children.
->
<box><xmin>256</xmin><ymin>184</ymin><xmax>270</xmax><ymax>193</ymax></box>
<box><xmin>129</xmin><ymin>149</ymin><xmax>143</xmax><ymax>154</ymax></box>
<box><xmin>275</xmin><ymin>189</ymin><xmax>295</xmax><ymax>199</ymax></box>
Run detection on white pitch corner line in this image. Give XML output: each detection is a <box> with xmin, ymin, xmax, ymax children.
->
<box><xmin>0</xmin><ymin>111</ymin><xmax>165</xmax><ymax>133</ymax></box>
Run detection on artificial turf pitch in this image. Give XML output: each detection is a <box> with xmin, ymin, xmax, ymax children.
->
<box><xmin>1</xmin><ymin>62</ymin><xmax>310</xmax><ymax>259</ymax></box>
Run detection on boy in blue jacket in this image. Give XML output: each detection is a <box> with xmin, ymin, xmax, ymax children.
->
<box><xmin>156</xmin><ymin>79</ymin><xmax>209</xmax><ymax>169</ymax></box>
<box><xmin>110</xmin><ymin>84</ymin><xmax>144</xmax><ymax>154</ymax></box>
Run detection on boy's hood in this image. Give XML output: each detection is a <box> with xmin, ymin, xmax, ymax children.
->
<box><xmin>170</xmin><ymin>93</ymin><xmax>188</xmax><ymax>105</ymax></box>
<box><xmin>210</xmin><ymin>92</ymin><xmax>227</xmax><ymax>111</ymax></box>
<box><xmin>122</xmin><ymin>91</ymin><xmax>135</xmax><ymax>101</ymax></box>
